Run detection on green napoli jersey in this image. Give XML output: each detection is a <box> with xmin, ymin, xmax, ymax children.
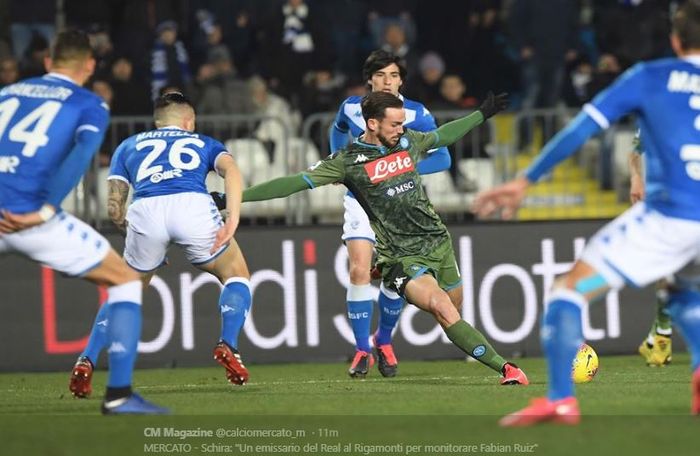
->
<box><xmin>302</xmin><ymin>129</ymin><xmax>449</xmax><ymax>259</ymax></box>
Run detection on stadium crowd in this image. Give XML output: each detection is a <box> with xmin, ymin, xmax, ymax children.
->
<box><xmin>0</xmin><ymin>0</ymin><xmax>680</xmax><ymax>168</ymax></box>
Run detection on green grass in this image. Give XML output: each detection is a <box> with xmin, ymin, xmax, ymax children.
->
<box><xmin>0</xmin><ymin>354</ymin><xmax>698</xmax><ymax>456</ymax></box>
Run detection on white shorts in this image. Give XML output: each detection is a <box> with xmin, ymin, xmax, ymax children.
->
<box><xmin>581</xmin><ymin>203</ymin><xmax>700</xmax><ymax>289</ymax></box>
<box><xmin>341</xmin><ymin>195</ymin><xmax>375</xmax><ymax>243</ymax></box>
<box><xmin>0</xmin><ymin>212</ymin><xmax>110</xmax><ymax>276</ymax></box>
<box><xmin>124</xmin><ymin>192</ymin><xmax>225</xmax><ymax>272</ymax></box>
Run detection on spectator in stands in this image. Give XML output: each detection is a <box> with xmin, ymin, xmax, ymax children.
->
<box><xmin>594</xmin><ymin>0</ymin><xmax>671</xmax><ymax>69</ymax></box>
<box><xmin>509</xmin><ymin>0</ymin><xmax>579</xmax><ymax>148</ymax></box>
<box><xmin>434</xmin><ymin>74</ymin><xmax>491</xmax><ymax>188</ymax></box>
<box><xmin>150</xmin><ymin>20</ymin><xmax>192</xmax><ymax>100</ymax></box>
<box><xmin>433</xmin><ymin>74</ymin><xmax>478</xmax><ymax>111</ymax></box>
<box><xmin>8</xmin><ymin>0</ymin><xmax>54</xmax><ymax>58</ymax></box>
<box><xmin>109</xmin><ymin>57</ymin><xmax>152</xmax><ymax>116</ymax></box>
<box><xmin>87</xmin><ymin>24</ymin><xmax>115</xmax><ymax>80</ymax></box>
<box><xmin>562</xmin><ymin>57</ymin><xmax>594</xmax><ymax>107</ymax></box>
<box><xmin>90</xmin><ymin>79</ymin><xmax>115</xmax><ymax>166</ymax></box>
<box><xmin>259</xmin><ymin>0</ymin><xmax>331</xmax><ymax>104</ymax></box>
<box><xmin>563</xmin><ymin>53</ymin><xmax>622</xmax><ymax>108</ymax></box>
<box><xmin>188</xmin><ymin>1</ymin><xmax>261</xmax><ymax>76</ymax></box>
<box><xmin>192</xmin><ymin>46</ymin><xmax>253</xmax><ymax>116</ymax></box>
<box><xmin>249</xmin><ymin>75</ymin><xmax>301</xmax><ymax>163</ymax></box>
<box><xmin>464</xmin><ymin>0</ymin><xmax>517</xmax><ymax>100</ymax></box>
<box><xmin>318</xmin><ymin>0</ymin><xmax>368</xmax><ymax>78</ymax></box>
<box><xmin>380</xmin><ymin>24</ymin><xmax>418</xmax><ymax>82</ymax></box>
<box><xmin>299</xmin><ymin>68</ymin><xmax>344</xmax><ymax>118</ymax></box>
<box><xmin>368</xmin><ymin>0</ymin><xmax>417</xmax><ymax>48</ymax></box>
<box><xmin>299</xmin><ymin>68</ymin><xmax>345</xmax><ymax>152</ymax></box>
<box><xmin>18</xmin><ymin>32</ymin><xmax>48</xmax><ymax>79</ymax></box>
<box><xmin>405</xmin><ymin>51</ymin><xmax>445</xmax><ymax>106</ymax></box>
<box><xmin>0</xmin><ymin>55</ymin><xmax>19</xmax><ymax>88</ymax></box>
<box><xmin>586</xmin><ymin>53</ymin><xmax>623</xmax><ymax>99</ymax></box>
<box><xmin>112</xmin><ymin>0</ymin><xmax>186</xmax><ymax>83</ymax></box>
<box><xmin>190</xmin><ymin>9</ymin><xmax>230</xmax><ymax>70</ymax></box>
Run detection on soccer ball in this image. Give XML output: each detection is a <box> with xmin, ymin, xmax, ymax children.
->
<box><xmin>571</xmin><ymin>343</ymin><xmax>599</xmax><ymax>384</ymax></box>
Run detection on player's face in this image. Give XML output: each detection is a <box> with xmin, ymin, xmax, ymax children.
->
<box><xmin>370</xmin><ymin>63</ymin><xmax>403</xmax><ymax>96</ymax></box>
<box><xmin>376</xmin><ymin>107</ymin><xmax>405</xmax><ymax>148</ymax></box>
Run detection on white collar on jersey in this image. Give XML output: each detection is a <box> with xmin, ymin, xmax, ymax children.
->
<box><xmin>682</xmin><ymin>55</ymin><xmax>700</xmax><ymax>66</ymax></box>
<box><xmin>159</xmin><ymin>125</ymin><xmax>185</xmax><ymax>130</ymax></box>
<box><xmin>44</xmin><ymin>72</ymin><xmax>79</xmax><ymax>86</ymax></box>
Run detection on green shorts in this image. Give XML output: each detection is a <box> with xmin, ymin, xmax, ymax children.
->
<box><xmin>378</xmin><ymin>236</ymin><xmax>462</xmax><ymax>296</ymax></box>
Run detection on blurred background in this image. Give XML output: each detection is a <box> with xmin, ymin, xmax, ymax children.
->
<box><xmin>0</xmin><ymin>0</ymin><xmax>679</xmax><ymax>226</ymax></box>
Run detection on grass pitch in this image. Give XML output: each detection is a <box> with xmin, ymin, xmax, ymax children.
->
<box><xmin>0</xmin><ymin>354</ymin><xmax>697</xmax><ymax>456</ymax></box>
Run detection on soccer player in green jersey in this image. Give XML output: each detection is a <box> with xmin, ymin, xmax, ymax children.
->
<box><xmin>629</xmin><ymin>131</ymin><xmax>673</xmax><ymax>366</ymax></box>
<box><xmin>242</xmin><ymin>91</ymin><xmax>529</xmax><ymax>385</ymax></box>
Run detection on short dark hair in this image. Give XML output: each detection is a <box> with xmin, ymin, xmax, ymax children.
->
<box><xmin>153</xmin><ymin>91</ymin><xmax>194</xmax><ymax>122</ymax></box>
<box><xmin>51</xmin><ymin>29</ymin><xmax>92</xmax><ymax>64</ymax></box>
<box><xmin>361</xmin><ymin>91</ymin><xmax>404</xmax><ymax>124</ymax></box>
<box><xmin>362</xmin><ymin>49</ymin><xmax>408</xmax><ymax>83</ymax></box>
<box><xmin>154</xmin><ymin>91</ymin><xmax>193</xmax><ymax>111</ymax></box>
<box><xmin>674</xmin><ymin>1</ymin><xmax>700</xmax><ymax>50</ymax></box>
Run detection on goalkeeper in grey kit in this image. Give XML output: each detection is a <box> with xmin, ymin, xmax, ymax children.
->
<box><xmin>242</xmin><ymin>91</ymin><xmax>529</xmax><ymax>384</ymax></box>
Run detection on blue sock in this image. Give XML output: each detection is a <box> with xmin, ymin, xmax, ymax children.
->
<box><xmin>666</xmin><ymin>289</ymin><xmax>700</xmax><ymax>371</ymax></box>
<box><xmin>541</xmin><ymin>290</ymin><xmax>585</xmax><ymax>401</ymax></box>
<box><xmin>219</xmin><ymin>278</ymin><xmax>252</xmax><ymax>350</ymax></box>
<box><xmin>347</xmin><ymin>284</ymin><xmax>374</xmax><ymax>352</ymax></box>
<box><xmin>81</xmin><ymin>303</ymin><xmax>110</xmax><ymax>364</ymax></box>
<box><xmin>106</xmin><ymin>301</ymin><xmax>142</xmax><ymax>388</ymax></box>
<box><xmin>375</xmin><ymin>285</ymin><xmax>403</xmax><ymax>345</ymax></box>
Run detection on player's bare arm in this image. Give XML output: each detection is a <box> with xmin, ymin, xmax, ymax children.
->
<box><xmin>629</xmin><ymin>152</ymin><xmax>645</xmax><ymax>203</ymax></box>
<box><xmin>472</xmin><ymin>176</ymin><xmax>530</xmax><ymax>220</ymax></box>
<box><xmin>211</xmin><ymin>153</ymin><xmax>242</xmax><ymax>254</ymax></box>
<box><xmin>107</xmin><ymin>179</ymin><xmax>129</xmax><ymax>233</ymax></box>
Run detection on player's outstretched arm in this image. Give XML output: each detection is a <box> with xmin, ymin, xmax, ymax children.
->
<box><xmin>433</xmin><ymin>92</ymin><xmax>508</xmax><ymax>148</ymax></box>
<box><xmin>211</xmin><ymin>154</ymin><xmax>242</xmax><ymax>253</ymax></box>
<box><xmin>107</xmin><ymin>178</ymin><xmax>130</xmax><ymax>233</ymax></box>
<box><xmin>242</xmin><ymin>174</ymin><xmax>314</xmax><ymax>202</ymax></box>
<box><xmin>45</xmin><ymin>124</ymin><xmax>107</xmax><ymax>209</ymax></box>
<box><xmin>472</xmin><ymin>110</ymin><xmax>602</xmax><ymax>219</ymax></box>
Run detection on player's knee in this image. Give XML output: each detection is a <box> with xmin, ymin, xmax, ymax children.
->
<box><xmin>428</xmin><ymin>293</ymin><xmax>456</xmax><ymax>322</ymax></box>
<box><xmin>448</xmin><ymin>288</ymin><xmax>463</xmax><ymax>309</ymax></box>
<box><xmin>117</xmin><ymin>263</ymin><xmax>140</xmax><ymax>284</ymax></box>
<box><xmin>349</xmin><ymin>263</ymin><xmax>370</xmax><ymax>285</ymax></box>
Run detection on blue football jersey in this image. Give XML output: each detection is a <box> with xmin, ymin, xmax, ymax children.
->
<box><xmin>109</xmin><ymin>127</ymin><xmax>228</xmax><ymax>199</ymax></box>
<box><xmin>584</xmin><ymin>56</ymin><xmax>700</xmax><ymax>220</ymax></box>
<box><xmin>331</xmin><ymin>94</ymin><xmax>438</xmax><ymax>147</ymax></box>
<box><xmin>0</xmin><ymin>73</ymin><xmax>109</xmax><ymax>212</ymax></box>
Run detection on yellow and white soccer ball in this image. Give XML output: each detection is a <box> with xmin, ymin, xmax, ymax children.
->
<box><xmin>571</xmin><ymin>343</ymin><xmax>599</xmax><ymax>384</ymax></box>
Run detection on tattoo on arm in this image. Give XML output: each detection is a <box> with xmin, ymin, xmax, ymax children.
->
<box><xmin>107</xmin><ymin>179</ymin><xmax>129</xmax><ymax>232</ymax></box>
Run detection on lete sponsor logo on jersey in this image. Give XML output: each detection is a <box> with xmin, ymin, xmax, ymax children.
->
<box><xmin>364</xmin><ymin>151</ymin><xmax>414</xmax><ymax>183</ymax></box>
